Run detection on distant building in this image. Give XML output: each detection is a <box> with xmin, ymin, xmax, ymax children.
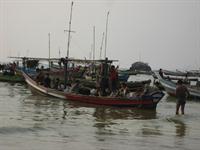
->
<box><xmin>130</xmin><ymin>61</ymin><xmax>151</xmax><ymax>72</ymax></box>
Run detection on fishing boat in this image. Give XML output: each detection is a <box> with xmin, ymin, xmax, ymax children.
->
<box><xmin>23</xmin><ymin>71</ymin><xmax>164</xmax><ymax>109</ymax></box>
<box><xmin>0</xmin><ymin>73</ymin><xmax>24</xmax><ymax>83</ymax></box>
<box><xmin>154</xmin><ymin>71</ymin><xmax>200</xmax><ymax>99</ymax></box>
<box><xmin>21</xmin><ymin>2</ymin><xmax>165</xmax><ymax>109</ymax></box>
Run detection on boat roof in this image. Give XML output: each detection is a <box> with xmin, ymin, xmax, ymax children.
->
<box><xmin>9</xmin><ymin>56</ymin><xmax>118</xmax><ymax>64</ymax></box>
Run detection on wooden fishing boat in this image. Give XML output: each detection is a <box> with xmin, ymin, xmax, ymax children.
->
<box><xmin>23</xmin><ymin>71</ymin><xmax>164</xmax><ymax>109</ymax></box>
<box><xmin>154</xmin><ymin>71</ymin><xmax>200</xmax><ymax>99</ymax></box>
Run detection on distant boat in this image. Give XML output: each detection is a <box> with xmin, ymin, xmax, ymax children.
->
<box><xmin>22</xmin><ymin>71</ymin><xmax>164</xmax><ymax>109</ymax></box>
<box><xmin>0</xmin><ymin>73</ymin><xmax>24</xmax><ymax>83</ymax></box>
<box><xmin>154</xmin><ymin>71</ymin><xmax>200</xmax><ymax>99</ymax></box>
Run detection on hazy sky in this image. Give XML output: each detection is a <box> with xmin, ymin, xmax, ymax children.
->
<box><xmin>0</xmin><ymin>0</ymin><xmax>200</xmax><ymax>70</ymax></box>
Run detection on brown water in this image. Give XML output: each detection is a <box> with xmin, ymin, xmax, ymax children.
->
<box><xmin>0</xmin><ymin>82</ymin><xmax>200</xmax><ymax>150</ymax></box>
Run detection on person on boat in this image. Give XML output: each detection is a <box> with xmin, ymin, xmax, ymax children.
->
<box><xmin>118</xmin><ymin>82</ymin><xmax>128</xmax><ymax>97</ymax></box>
<box><xmin>99</xmin><ymin>61</ymin><xmax>109</xmax><ymax>96</ymax></box>
<box><xmin>109</xmin><ymin>65</ymin><xmax>118</xmax><ymax>96</ymax></box>
<box><xmin>143</xmin><ymin>82</ymin><xmax>151</xmax><ymax>95</ymax></box>
<box><xmin>95</xmin><ymin>69</ymin><xmax>101</xmax><ymax>96</ymax></box>
<box><xmin>53</xmin><ymin>78</ymin><xmax>60</xmax><ymax>90</ymax></box>
<box><xmin>183</xmin><ymin>74</ymin><xmax>190</xmax><ymax>85</ymax></box>
<box><xmin>36</xmin><ymin>70</ymin><xmax>45</xmax><ymax>85</ymax></box>
<box><xmin>175</xmin><ymin>79</ymin><xmax>189</xmax><ymax>115</ymax></box>
<box><xmin>159</xmin><ymin>68</ymin><xmax>164</xmax><ymax>78</ymax></box>
<box><xmin>43</xmin><ymin>73</ymin><xmax>51</xmax><ymax>88</ymax></box>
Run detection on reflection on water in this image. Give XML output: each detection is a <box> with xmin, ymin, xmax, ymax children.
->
<box><xmin>167</xmin><ymin>117</ymin><xmax>187</xmax><ymax>137</ymax></box>
<box><xmin>175</xmin><ymin>119</ymin><xmax>187</xmax><ymax>137</ymax></box>
<box><xmin>1</xmin><ymin>82</ymin><xmax>200</xmax><ymax>150</ymax></box>
<box><xmin>93</xmin><ymin>107</ymin><xmax>157</xmax><ymax>121</ymax></box>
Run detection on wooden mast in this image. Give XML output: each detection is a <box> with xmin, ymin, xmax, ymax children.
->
<box><xmin>93</xmin><ymin>26</ymin><xmax>95</xmax><ymax>61</ymax></box>
<box><xmin>100</xmin><ymin>32</ymin><xmax>104</xmax><ymax>59</ymax></box>
<box><xmin>104</xmin><ymin>11</ymin><xmax>109</xmax><ymax>59</ymax></box>
<box><xmin>66</xmin><ymin>1</ymin><xmax>74</xmax><ymax>58</ymax></box>
<box><xmin>64</xmin><ymin>1</ymin><xmax>74</xmax><ymax>88</ymax></box>
<box><xmin>48</xmin><ymin>32</ymin><xmax>51</xmax><ymax>68</ymax></box>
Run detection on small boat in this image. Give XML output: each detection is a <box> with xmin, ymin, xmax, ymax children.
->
<box><xmin>154</xmin><ymin>71</ymin><xmax>200</xmax><ymax>99</ymax></box>
<box><xmin>23</xmin><ymin>71</ymin><xmax>164</xmax><ymax>109</ymax></box>
<box><xmin>0</xmin><ymin>73</ymin><xmax>24</xmax><ymax>83</ymax></box>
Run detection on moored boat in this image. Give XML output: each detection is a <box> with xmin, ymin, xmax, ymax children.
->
<box><xmin>154</xmin><ymin>71</ymin><xmax>200</xmax><ymax>99</ymax></box>
<box><xmin>23</xmin><ymin>71</ymin><xmax>164</xmax><ymax>109</ymax></box>
<box><xmin>0</xmin><ymin>73</ymin><xmax>24</xmax><ymax>83</ymax></box>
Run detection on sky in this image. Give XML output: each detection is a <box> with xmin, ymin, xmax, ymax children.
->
<box><xmin>0</xmin><ymin>0</ymin><xmax>200</xmax><ymax>70</ymax></box>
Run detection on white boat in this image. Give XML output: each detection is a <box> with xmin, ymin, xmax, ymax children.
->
<box><xmin>154</xmin><ymin>71</ymin><xmax>200</xmax><ymax>99</ymax></box>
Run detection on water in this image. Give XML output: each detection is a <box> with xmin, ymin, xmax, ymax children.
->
<box><xmin>1</xmin><ymin>82</ymin><xmax>200</xmax><ymax>150</ymax></box>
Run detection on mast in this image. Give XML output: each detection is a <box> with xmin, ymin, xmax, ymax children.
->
<box><xmin>100</xmin><ymin>32</ymin><xmax>105</xmax><ymax>59</ymax></box>
<box><xmin>59</xmin><ymin>47</ymin><xmax>61</xmax><ymax>58</ymax></box>
<box><xmin>66</xmin><ymin>1</ymin><xmax>74</xmax><ymax>58</ymax></box>
<box><xmin>64</xmin><ymin>1</ymin><xmax>74</xmax><ymax>88</ymax></box>
<box><xmin>93</xmin><ymin>26</ymin><xmax>95</xmax><ymax>61</ymax></box>
<box><xmin>48</xmin><ymin>32</ymin><xmax>51</xmax><ymax>68</ymax></box>
<box><xmin>104</xmin><ymin>11</ymin><xmax>109</xmax><ymax>59</ymax></box>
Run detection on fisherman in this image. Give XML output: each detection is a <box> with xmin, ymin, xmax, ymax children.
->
<box><xmin>53</xmin><ymin>78</ymin><xmax>60</xmax><ymax>90</ymax></box>
<box><xmin>118</xmin><ymin>82</ymin><xmax>128</xmax><ymax>97</ymax></box>
<box><xmin>43</xmin><ymin>73</ymin><xmax>51</xmax><ymax>88</ymax></box>
<box><xmin>159</xmin><ymin>68</ymin><xmax>164</xmax><ymax>78</ymax></box>
<box><xmin>109</xmin><ymin>65</ymin><xmax>118</xmax><ymax>96</ymax></box>
<box><xmin>175</xmin><ymin>79</ymin><xmax>189</xmax><ymax>115</ymax></box>
<box><xmin>183</xmin><ymin>74</ymin><xmax>189</xmax><ymax>84</ymax></box>
<box><xmin>99</xmin><ymin>59</ymin><xmax>109</xmax><ymax>96</ymax></box>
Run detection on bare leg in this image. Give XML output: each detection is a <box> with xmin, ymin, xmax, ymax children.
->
<box><xmin>181</xmin><ymin>103</ymin><xmax>185</xmax><ymax>115</ymax></box>
<box><xmin>176</xmin><ymin>103</ymin><xmax>180</xmax><ymax>115</ymax></box>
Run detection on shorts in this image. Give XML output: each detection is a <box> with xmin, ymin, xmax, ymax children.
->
<box><xmin>177</xmin><ymin>98</ymin><xmax>186</xmax><ymax>105</ymax></box>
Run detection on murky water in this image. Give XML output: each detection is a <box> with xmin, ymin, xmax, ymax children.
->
<box><xmin>1</xmin><ymin>81</ymin><xmax>200</xmax><ymax>150</ymax></box>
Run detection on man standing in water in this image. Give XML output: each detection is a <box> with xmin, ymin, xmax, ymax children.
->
<box><xmin>176</xmin><ymin>79</ymin><xmax>189</xmax><ymax>115</ymax></box>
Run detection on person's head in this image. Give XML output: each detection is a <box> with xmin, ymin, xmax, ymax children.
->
<box><xmin>110</xmin><ymin>65</ymin><xmax>115</xmax><ymax>70</ymax></box>
<box><xmin>177</xmin><ymin>79</ymin><xmax>183</xmax><ymax>85</ymax></box>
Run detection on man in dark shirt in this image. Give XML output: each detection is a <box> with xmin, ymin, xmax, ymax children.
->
<box><xmin>176</xmin><ymin>79</ymin><xmax>189</xmax><ymax>115</ymax></box>
<box><xmin>43</xmin><ymin>73</ymin><xmax>51</xmax><ymax>88</ymax></box>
